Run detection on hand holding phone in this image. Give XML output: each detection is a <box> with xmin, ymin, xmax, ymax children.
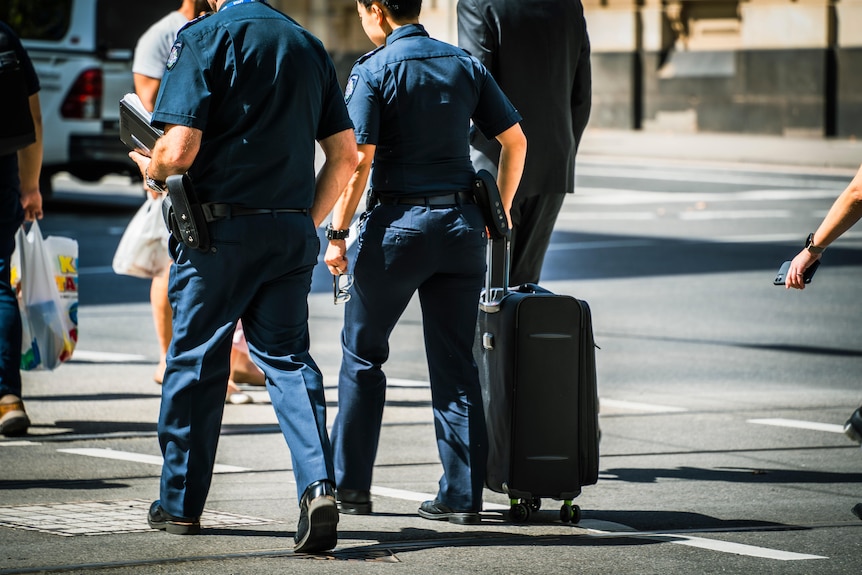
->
<box><xmin>774</xmin><ymin>259</ymin><xmax>820</xmax><ymax>286</ymax></box>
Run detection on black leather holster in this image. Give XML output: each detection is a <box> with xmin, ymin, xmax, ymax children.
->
<box><xmin>162</xmin><ymin>174</ymin><xmax>210</xmax><ymax>251</ymax></box>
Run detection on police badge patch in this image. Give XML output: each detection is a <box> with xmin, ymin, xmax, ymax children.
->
<box><xmin>166</xmin><ymin>41</ymin><xmax>182</xmax><ymax>69</ymax></box>
<box><xmin>344</xmin><ymin>74</ymin><xmax>358</xmax><ymax>104</ymax></box>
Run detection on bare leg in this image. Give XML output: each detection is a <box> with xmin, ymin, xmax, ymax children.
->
<box><xmin>229</xmin><ymin>322</ymin><xmax>265</xmax><ymax>385</ymax></box>
<box><xmin>151</xmin><ymin>265</ymin><xmax>172</xmax><ymax>384</ymax></box>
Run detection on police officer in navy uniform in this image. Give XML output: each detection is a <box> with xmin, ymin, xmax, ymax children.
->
<box><xmin>324</xmin><ymin>0</ymin><xmax>526</xmax><ymax>524</ymax></box>
<box><xmin>128</xmin><ymin>0</ymin><xmax>357</xmax><ymax>553</ymax></box>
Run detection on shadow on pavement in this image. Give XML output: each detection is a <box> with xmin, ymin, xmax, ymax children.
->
<box><xmin>602</xmin><ymin>466</ymin><xmax>862</xmax><ymax>484</ymax></box>
<box><xmin>540</xmin><ymin>230</ymin><xmax>862</xmax><ymax>282</ymax></box>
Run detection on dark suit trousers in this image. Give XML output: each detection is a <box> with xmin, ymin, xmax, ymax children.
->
<box><xmin>491</xmin><ymin>192</ymin><xmax>567</xmax><ymax>287</ymax></box>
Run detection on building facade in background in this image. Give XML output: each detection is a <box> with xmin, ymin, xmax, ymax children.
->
<box><xmin>273</xmin><ymin>0</ymin><xmax>860</xmax><ymax>139</ymax></box>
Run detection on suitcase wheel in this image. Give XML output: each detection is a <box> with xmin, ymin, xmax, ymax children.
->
<box><xmin>509</xmin><ymin>501</ymin><xmax>531</xmax><ymax>522</ymax></box>
<box><xmin>560</xmin><ymin>502</ymin><xmax>581</xmax><ymax>524</ymax></box>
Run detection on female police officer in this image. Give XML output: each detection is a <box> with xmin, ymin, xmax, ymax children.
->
<box><xmin>324</xmin><ymin>0</ymin><xmax>526</xmax><ymax>524</ymax></box>
<box><xmin>128</xmin><ymin>0</ymin><xmax>357</xmax><ymax>553</ymax></box>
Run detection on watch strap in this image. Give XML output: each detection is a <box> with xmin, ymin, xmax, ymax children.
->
<box><xmin>326</xmin><ymin>224</ymin><xmax>350</xmax><ymax>240</ymax></box>
<box><xmin>805</xmin><ymin>233</ymin><xmax>825</xmax><ymax>254</ymax></box>
<box><xmin>145</xmin><ymin>167</ymin><xmax>166</xmax><ymax>193</ymax></box>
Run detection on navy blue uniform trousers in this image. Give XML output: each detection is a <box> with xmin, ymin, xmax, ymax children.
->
<box><xmin>331</xmin><ymin>201</ymin><xmax>489</xmax><ymax>512</ymax></box>
<box><xmin>159</xmin><ymin>212</ymin><xmax>333</xmax><ymax>519</ymax></box>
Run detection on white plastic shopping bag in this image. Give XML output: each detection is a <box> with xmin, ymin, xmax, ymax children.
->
<box><xmin>112</xmin><ymin>196</ymin><xmax>171</xmax><ymax>278</ymax></box>
<box><xmin>13</xmin><ymin>220</ymin><xmax>79</xmax><ymax>370</ymax></box>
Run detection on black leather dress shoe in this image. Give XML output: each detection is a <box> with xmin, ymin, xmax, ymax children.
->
<box><xmin>337</xmin><ymin>488</ymin><xmax>372</xmax><ymax>515</ymax></box>
<box><xmin>294</xmin><ymin>480</ymin><xmax>338</xmax><ymax>553</ymax></box>
<box><xmin>147</xmin><ymin>500</ymin><xmax>201</xmax><ymax>535</ymax></box>
<box><xmin>418</xmin><ymin>500</ymin><xmax>480</xmax><ymax>525</ymax></box>
<box><xmin>844</xmin><ymin>406</ymin><xmax>862</xmax><ymax>444</ymax></box>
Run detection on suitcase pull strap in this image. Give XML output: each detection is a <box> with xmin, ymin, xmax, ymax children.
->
<box><xmin>480</xmin><ymin>237</ymin><xmax>511</xmax><ymax>311</ymax></box>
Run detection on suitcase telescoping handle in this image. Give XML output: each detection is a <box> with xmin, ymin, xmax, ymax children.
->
<box><xmin>480</xmin><ymin>237</ymin><xmax>511</xmax><ymax>312</ymax></box>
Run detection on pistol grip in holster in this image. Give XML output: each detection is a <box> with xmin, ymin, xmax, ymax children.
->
<box><xmin>164</xmin><ymin>174</ymin><xmax>210</xmax><ymax>251</ymax></box>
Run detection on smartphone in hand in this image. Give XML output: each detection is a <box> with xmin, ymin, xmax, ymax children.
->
<box><xmin>774</xmin><ymin>259</ymin><xmax>820</xmax><ymax>285</ymax></box>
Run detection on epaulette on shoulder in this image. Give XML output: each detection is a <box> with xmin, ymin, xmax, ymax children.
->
<box><xmin>355</xmin><ymin>44</ymin><xmax>385</xmax><ymax>65</ymax></box>
<box><xmin>178</xmin><ymin>11</ymin><xmax>212</xmax><ymax>33</ymax></box>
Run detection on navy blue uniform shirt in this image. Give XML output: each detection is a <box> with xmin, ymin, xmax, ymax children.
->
<box><xmin>151</xmin><ymin>0</ymin><xmax>353</xmax><ymax>208</ymax></box>
<box><xmin>345</xmin><ymin>23</ymin><xmax>520</xmax><ymax>196</ymax></box>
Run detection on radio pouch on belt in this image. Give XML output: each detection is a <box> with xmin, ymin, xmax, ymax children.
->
<box><xmin>164</xmin><ymin>174</ymin><xmax>210</xmax><ymax>251</ymax></box>
<box><xmin>472</xmin><ymin>169</ymin><xmax>510</xmax><ymax>241</ymax></box>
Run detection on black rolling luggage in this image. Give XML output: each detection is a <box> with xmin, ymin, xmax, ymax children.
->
<box><xmin>475</xmin><ymin>238</ymin><xmax>599</xmax><ymax>523</ymax></box>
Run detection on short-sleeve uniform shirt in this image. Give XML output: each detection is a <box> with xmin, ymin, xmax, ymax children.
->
<box><xmin>345</xmin><ymin>24</ymin><xmax>521</xmax><ymax>196</ymax></box>
<box><xmin>151</xmin><ymin>1</ymin><xmax>353</xmax><ymax>208</ymax></box>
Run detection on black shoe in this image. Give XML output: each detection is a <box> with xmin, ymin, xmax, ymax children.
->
<box><xmin>147</xmin><ymin>500</ymin><xmax>201</xmax><ymax>535</ymax></box>
<box><xmin>852</xmin><ymin>503</ymin><xmax>862</xmax><ymax>521</ymax></box>
<box><xmin>418</xmin><ymin>500</ymin><xmax>480</xmax><ymax>525</ymax></box>
<box><xmin>294</xmin><ymin>480</ymin><xmax>338</xmax><ymax>553</ymax></box>
<box><xmin>337</xmin><ymin>488</ymin><xmax>372</xmax><ymax>515</ymax></box>
<box><xmin>844</xmin><ymin>407</ymin><xmax>862</xmax><ymax>444</ymax></box>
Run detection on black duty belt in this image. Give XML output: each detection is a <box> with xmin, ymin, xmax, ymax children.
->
<box><xmin>377</xmin><ymin>191</ymin><xmax>475</xmax><ymax>207</ymax></box>
<box><xmin>201</xmin><ymin>203</ymin><xmax>308</xmax><ymax>222</ymax></box>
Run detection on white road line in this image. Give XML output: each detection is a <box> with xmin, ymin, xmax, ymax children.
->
<box><xmin>57</xmin><ymin>448</ymin><xmax>250</xmax><ymax>473</ymax></box>
<box><xmin>70</xmin><ymin>350</ymin><xmax>149</xmax><ymax>363</ymax></box>
<box><xmin>585</xmin><ymin>524</ymin><xmax>826</xmax><ymax>561</ymax></box>
<box><xmin>0</xmin><ymin>440</ymin><xmax>40</xmax><ymax>447</ymax></box>
<box><xmin>557</xmin><ymin>211</ymin><xmax>659</xmax><ymax>221</ymax></box>
<box><xmin>748</xmin><ymin>419</ymin><xmax>846</xmax><ymax>434</ymax></box>
<box><xmin>573</xmin><ymin>188</ymin><xmax>842</xmax><ymax>205</ymax></box>
<box><xmin>601</xmin><ymin>399</ymin><xmax>688</xmax><ymax>413</ymax></box>
<box><xmin>370</xmin><ymin>486</ymin><xmax>825</xmax><ymax>561</ymax></box>
<box><xmin>678</xmin><ymin>210</ymin><xmax>793</xmax><ymax>220</ymax></box>
<box><xmin>382</xmin><ymin>383</ymin><xmax>686</xmax><ymax>417</ymax></box>
<box><xmin>576</xmin><ymin>165</ymin><xmax>842</xmax><ymax>189</ymax></box>
<box><xmin>387</xmin><ymin>378</ymin><xmax>430</xmax><ymax>388</ymax></box>
<box><xmin>547</xmin><ymin>239</ymin><xmax>658</xmax><ymax>251</ymax></box>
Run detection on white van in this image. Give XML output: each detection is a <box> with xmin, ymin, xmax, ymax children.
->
<box><xmin>1</xmin><ymin>0</ymin><xmax>178</xmax><ymax>195</ymax></box>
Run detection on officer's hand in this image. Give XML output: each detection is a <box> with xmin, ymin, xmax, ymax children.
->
<box><xmin>129</xmin><ymin>151</ymin><xmax>150</xmax><ymax>179</ymax></box>
<box><xmin>324</xmin><ymin>241</ymin><xmax>348</xmax><ymax>276</ymax></box>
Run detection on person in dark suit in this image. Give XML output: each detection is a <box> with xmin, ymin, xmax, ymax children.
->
<box><xmin>458</xmin><ymin>0</ymin><xmax>591</xmax><ymax>286</ymax></box>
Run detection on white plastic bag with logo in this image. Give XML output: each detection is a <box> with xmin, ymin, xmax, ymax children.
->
<box><xmin>112</xmin><ymin>196</ymin><xmax>171</xmax><ymax>278</ymax></box>
<box><xmin>13</xmin><ymin>220</ymin><xmax>79</xmax><ymax>370</ymax></box>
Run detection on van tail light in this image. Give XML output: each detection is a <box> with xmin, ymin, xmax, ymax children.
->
<box><xmin>61</xmin><ymin>69</ymin><xmax>102</xmax><ymax>119</ymax></box>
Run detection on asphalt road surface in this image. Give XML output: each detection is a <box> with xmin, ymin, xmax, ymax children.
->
<box><xmin>1</xmin><ymin>159</ymin><xmax>860</xmax><ymax>575</ymax></box>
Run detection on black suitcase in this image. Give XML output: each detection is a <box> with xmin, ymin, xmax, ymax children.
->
<box><xmin>475</xmin><ymin>238</ymin><xmax>599</xmax><ymax>523</ymax></box>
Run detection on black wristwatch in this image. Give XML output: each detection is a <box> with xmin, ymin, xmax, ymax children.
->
<box><xmin>805</xmin><ymin>233</ymin><xmax>825</xmax><ymax>255</ymax></box>
<box><xmin>145</xmin><ymin>167</ymin><xmax>166</xmax><ymax>193</ymax></box>
<box><xmin>325</xmin><ymin>223</ymin><xmax>350</xmax><ymax>240</ymax></box>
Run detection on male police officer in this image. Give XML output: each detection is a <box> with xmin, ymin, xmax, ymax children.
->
<box><xmin>128</xmin><ymin>0</ymin><xmax>357</xmax><ymax>553</ymax></box>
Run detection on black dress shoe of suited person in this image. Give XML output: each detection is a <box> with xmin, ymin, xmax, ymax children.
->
<box><xmin>418</xmin><ymin>500</ymin><xmax>480</xmax><ymax>525</ymax></box>
<box><xmin>844</xmin><ymin>406</ymin><xmax>862</xmax><ymax>444</ymax></box>
<box><xmin>147</xmin><ymin>500</ymin><xmax>201</xmax><ymax>535</ymax></box>
<box><xmin>294</xmin><ymin>479</ymin><xmax>338</xmax><ymax>553</ymax></box>
<box><xmin>337</xmin><ymin>488</ymin><xmax>372</xmax><ymax>515</ymax></box>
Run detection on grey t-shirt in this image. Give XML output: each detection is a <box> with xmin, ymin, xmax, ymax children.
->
<box><xmin>132</xmin><ymin>11</ymin><xmax>189</xmax><ymax>79</ymax></box>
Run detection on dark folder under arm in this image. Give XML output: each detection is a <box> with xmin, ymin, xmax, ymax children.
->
<box><xmin>119</xmin><ymin>93</ymin><xmax>163</xmax><ymax>155</ymax></box>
